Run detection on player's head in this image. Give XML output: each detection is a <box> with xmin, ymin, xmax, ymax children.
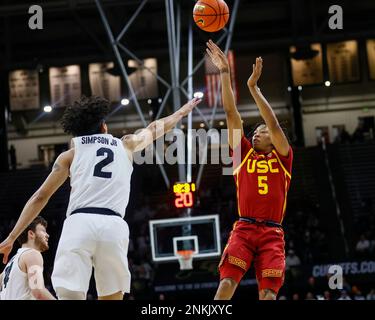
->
<box><xmin>17</xmin><ymin>216</ymin><xmax>49</xmax><ymax>252</ymax></box>
<box><xmin>248</xmin><ymin>123</ymin><xmax>272</xmax><ymax>152</ymax></box>
<box><xmin>61</xmin><ymin>95</ymin><xmax>110</xmax><ymax>137</ymax></box>
<box><xmin>248</xmin><ymin>122</ymin><xmax>289</xmax><ymax>152</ymax></box>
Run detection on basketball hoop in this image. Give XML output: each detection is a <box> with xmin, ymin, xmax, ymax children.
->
<box><xmin>176</xmin><ymin>250</ymin><xmax>194</xmax><ymax>270</ymax></box>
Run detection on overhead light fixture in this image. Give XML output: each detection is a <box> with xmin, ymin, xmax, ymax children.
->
<box><xmin>121</xmin><ymin>98</ymin><xmax>130</xmax><ymax>106</ymax></box>
<box><xmin>44</xmin><ymin>105</ymin><xmax>52</xmax><ymax>113</ymax></box>
<box><xmin>193</xmin><ymin>91</ymin><xmax>204</xmax><ymax>99</ymax></box>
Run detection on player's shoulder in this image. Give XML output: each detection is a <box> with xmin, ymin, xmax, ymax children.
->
<box><xmin>20</xmin><ymin>249</ymin><xmax>43</xmax><ymax>265</ymax></box>
<box><xmin>56</xmin><ymin>148</ymin><xmax>75</xmax><ymax>165</ymax></box>
<box><xmin>20</xmin><ymin>248</ymin><xmax>42</xmax><ymax>259</ymax></box>
<box><xmin>18</xmin><ymin>249</ymin><xmax>43</xmax><ymax>271</ymax></box>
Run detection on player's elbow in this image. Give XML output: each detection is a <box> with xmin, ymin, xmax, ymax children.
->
<box><xmin>32</xmin><ymin>190</ymin><xmax>50</xmax><ymax>203</ymax></box>
<box><xmin>223</xmin><ymin>104</ymin><xmax>238</xmax><ymax>115</ymax></box>
<box><xmin>268</xmin><ymin>122</ymin><xmax>284</xmax><ymax>136</ymax></box>
<box><xmin>226</xmin><ymin>110</ymin><xmax>241</xmax><ymax>122</ymax></box>
<box><xmin>31</xmin><ymin>288</ymin><xmax>47</xmax><ymax>300</ymax></box>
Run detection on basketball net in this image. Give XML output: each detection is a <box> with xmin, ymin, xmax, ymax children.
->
<box><xmin>176</xmin><ymin>250</ymin><xmax>194</xmax><ymax>270</ymax></box>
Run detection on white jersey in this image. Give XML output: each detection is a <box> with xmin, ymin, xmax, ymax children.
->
<box><xmin>66</xmin><ymin>134</ymin><xmax>133</xmax><ymax>218</ymax></box>
<box><xmin>0</xmin><ymin>248</ymin><xmax>34</xmax><ymax>300</ymax></box>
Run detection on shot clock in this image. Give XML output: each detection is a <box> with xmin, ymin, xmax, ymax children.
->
<box><xmin>173</xmin><ymin>182</ymin><xmax>196</xmax><ymax>209</ymax></box>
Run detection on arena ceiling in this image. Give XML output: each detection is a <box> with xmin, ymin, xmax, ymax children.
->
<box><xmin>1</xmin><ymin>0</ymin><xmax>375</xmax><ymax>70</ymax></box>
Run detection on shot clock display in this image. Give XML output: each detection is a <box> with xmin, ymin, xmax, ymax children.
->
<box><xmin>173</xmin><ymin>182</ymin><xmax>196</xmax><ymax>208</ymax></box>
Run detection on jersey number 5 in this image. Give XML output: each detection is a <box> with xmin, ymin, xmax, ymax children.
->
<box><xmin>93</xmin><ymin>147</ymin><xmax>114</xmax><ymax>179</ymax></box>
<box><xmin>258</xmin><ymin>176</ymin><xmax>268</xmax><ymax>195</ymax></box>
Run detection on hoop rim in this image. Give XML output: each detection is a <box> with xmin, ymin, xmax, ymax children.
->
<box><xmin>176</xmin><ymin>249</ymin><xmax>194</xmax><ymax>257</ymax></box>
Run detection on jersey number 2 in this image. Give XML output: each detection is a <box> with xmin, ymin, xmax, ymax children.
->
<box><xmin>93</xmin><ymin>147</ymin><xmax>114</xmax><ymax>179</ymax></box>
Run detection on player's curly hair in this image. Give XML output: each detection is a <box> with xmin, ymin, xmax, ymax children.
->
<box><xmin>247</xmin><ymin>121</ymin><xmax>291</xmax><ymax>144</ymax></box>
<box><xmin>61</xmin><ymin>95</ymin><xmax>110</xmax><ymax>137</ymax></box>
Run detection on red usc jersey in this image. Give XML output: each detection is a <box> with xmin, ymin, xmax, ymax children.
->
<box><xmin>231</xmin><ymin>136</ymin><xmax>293</xmax><ymax>223</ymax></box>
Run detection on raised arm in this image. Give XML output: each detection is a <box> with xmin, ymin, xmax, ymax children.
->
<box><xmin>206</xmin><ymin>40</ymin><xmax>243</xmax><ymax>150</ymax></box>
<box><xmin>21</xmin><ymin>250</ymin><xmax>56</xmax><ymax>300</ymax></box>
<box><xmin>122</xmin><ymin>97</ymin><xmax>201</xmax><ymax>153</ymax></box>
<box><xmin>0</xmin><ymin>150</ymin><xmax>72</xmax><ymax>264</ymax></box>
<box><xmin>247</xmin><ymin>57</ymin><xmax>290</xmax><ymax>156</ymax></box>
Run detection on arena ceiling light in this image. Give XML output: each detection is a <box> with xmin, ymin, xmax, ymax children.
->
<box><xmin>43</xmin><ymin>105</ymin><xmax>52</xmax><ymax>113</ymax></box>
<box><xmin>193</xmin><ymin>91</ymin><xmax>204</xmax><ymax>99</ymax></box>
<box><xmin>325</xmin><ymin>81</ymin><xmax>331</xmax><ymax>87</ymax></box>
<box><xmin>121</xmin><ymin>98</ymin><xmax>130</xmax><ymax>106</ymax></box>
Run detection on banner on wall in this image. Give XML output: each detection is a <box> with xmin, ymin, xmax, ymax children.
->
<box><xmin>89</xmin><ymin>62</ymin><xmax>121</xmax><ymax>102</ymax></box>
<box><xmin>128</xmin><ymin>58</ymin><xmax>159</xmax><ymax>100</ymax></box>
<box><xmin>9</xmin><ymin>69</ymin><xmax>40</xmax><ymax>111</ymax></box>
<box><xmin>366</xmin><ymin>39</ymin><xmax>375</xmax><ymax>80</ymax></box>
<box><xmin>49</xmin><ymin>65</ymin><xmax>81</xmax><ymax>107</ymax></box>
<box><xmin>290</xmin><ymin>44</ymin><xmax>324</xmax><ymax>86</ymax></box>
<box><xmin>327</xmin><ymin>40</ymin><xmax>360</xmax><ymax>83</ymax></box>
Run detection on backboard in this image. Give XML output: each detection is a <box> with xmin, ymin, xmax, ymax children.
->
<box><xmin>149</xmin><ymin>214</ymin><xmax>221</xmax><ymax>262</ymax></box>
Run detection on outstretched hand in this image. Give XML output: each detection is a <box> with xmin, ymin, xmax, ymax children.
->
<box><xmin>0</xmin><ymin>236</ymin><xmax>14</xmax><ymax>264</ymax></box>
<box><xmin>178</xmin><ymin>97</ymin><xmax>202</xmax><ymax>117</ymax></box>
<box><xmin>206</xmin><ymin>39</ymin><xmax>229</xmax><ymax>73</ymax></box>
<box><xmin>247</xmin><ymin>57</ymin><xmax>263</xmax><ymax>87</ymax></box>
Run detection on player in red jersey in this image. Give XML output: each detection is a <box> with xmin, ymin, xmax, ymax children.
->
<box><xmin>206</xmin><ymin>40</ymin><xmax>293</xmax><ymax>300</ymax></box>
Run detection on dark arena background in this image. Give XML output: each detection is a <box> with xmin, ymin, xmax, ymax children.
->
<box><xmin>1</xmin><ymin>0</ymin><xmax>375</xmax><ymax>303</ymax></box>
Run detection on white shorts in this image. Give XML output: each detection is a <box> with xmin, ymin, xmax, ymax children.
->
<box><xmin>51</xmin><ymin>213</ymin><xmax>130</xmax><ymax>297</ymax></box>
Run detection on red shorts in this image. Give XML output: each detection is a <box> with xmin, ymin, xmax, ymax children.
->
<box><xmin>218</xmin><ymin>221</ymin><xmax>285</xmax><ymax>295</ymax></box>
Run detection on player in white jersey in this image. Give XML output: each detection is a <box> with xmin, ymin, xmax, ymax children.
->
<box><xmin>0</xmin><ymin>216</ymin><xmax>55</xmax><ymax>300</ymax></box>
<box><xmin>0</xmin><ymin>95</ymin><xmax>201</xmax><ymax>300</ymax></box>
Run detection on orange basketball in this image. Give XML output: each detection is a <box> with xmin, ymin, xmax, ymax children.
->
<box><xmin>193</xmin><ymin>0</ymin><xmax>230</xmax><ymax>33</ymax></box>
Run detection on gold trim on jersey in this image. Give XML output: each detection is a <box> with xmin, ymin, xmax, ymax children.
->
<box><xmin>235</xmin><ymin>171</ymin><xmax>242</xmax><ymax>217</ymax></box>
<box><xmin>272</xmin><ymin>150</ymin><xmax>291</xmax><ymax>179</ymax></box>
<box><xmin>280</xmin><ymin>172</ymin><xmax>289</xmax><ymax>224</ymax></box>
<box><xmin>233</xmin><ymin>148</ymin><xmax>254</xmax><ymax>176</ymax></box>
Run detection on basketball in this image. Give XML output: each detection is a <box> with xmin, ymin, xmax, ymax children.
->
<box><xmin>193</xmin><ymin>0</ymin><xmax>230</xmax><ymax>33</ymax></box>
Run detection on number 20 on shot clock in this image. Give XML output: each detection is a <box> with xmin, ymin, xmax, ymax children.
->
<box><xmin>173</xmin><ymin>182</ymin><xmax>196</xmax><ymax>208</ymax></box>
